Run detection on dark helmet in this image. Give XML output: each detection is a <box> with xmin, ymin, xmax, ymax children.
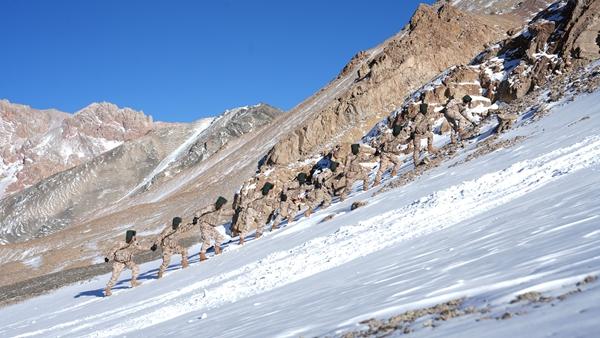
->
<box><xmin>329</xmin><ymin>160</ymin><xmax>340</xmax><ymax>172</ymax></box>
<box><xmin>172</xmin><ymin>216</ymin><xmax>182</xmax><ymax>230</ymax></box>
<box><xmin>297</xmin><ymin>172</ymin><xmax>308</xmax><ymax>185</ymax></box>
<box><xmin>280</xmin><ymin>192</ymin><xmax>288</xmax><ymax>202</ymax></box>
<box><xmin>392</xmin><ymin>124</ymin><xmax>402</xmax><ymax>137</ymax></box>
<box><xmin>215</xmin><ymin>196</ymin><xmax>227</xmax><ymax>210</ymax></box>
<box><xmin>261</xmin><ymin>182</ymin><xmax>274</xmax><ymax>196</ymax></box>
<box><xmin>314</xmin><ymin>182</ymin><xmax>322</xmax><ymax>189</ymax></box>
<box><xmin>462</xmin><ymin>95</ymin><xmax>472</xmax><ymax>104</ymax></box>
<box><xmin>351</xmin><ymin>143</ymin><xmax>360</xmax><ymax>155</ymax></box>
<box><xmin>419</xmin><ymin>103</ymin><xmax>428</xmax><ymax>114</ymax></box>
<box><xmin>125</xmin><ymin>230</ymin><xmax>137</xmax><ymax>244</ymax></box>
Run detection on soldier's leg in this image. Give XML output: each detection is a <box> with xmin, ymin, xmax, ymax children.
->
<box><xmin>255</xmin><ymin>216</ymin><xmax>265</xmax><ymax>239</ymax></box>
<box><xmin>374</xmin><ymin>157</ymin><xmax>389</xmax><ymax>186</ymax></box>
<box><xmin>126</xmin><ymin>261</ymin><xmax>140</xmax><ymax>287</ymax></box>
<box><xmin>158</xmin><ymin>250</ymin><xmax>172</xmax><ymax>278</ymax></box>
<box><xmin>105</xmin><ymin>262</ymin><xmax>125</xmax><ymax>296</ymax></box>
<box><xmin>361</xmin><ymin>171</ymin><xmax>370</xmax><ymax>191</ymax></box>
<box><xmin>341</xmin><ymin>176</ymin><xmax>356</xmax><ymax>201</ymax></box>
<box><xmin>211</xmin><ymin>227</ymin><xmax>225</xmax><ymax>255</ymax></box>
<box><xmin>427</xmin><ymin>132</ymin><xmax>436</xmax><ymax>153</ymax></box>
<box><xmin>178</xmin><ymin>245</ymin><xmax>189</xmax><ymax>268</ymax></box>
<box><xmin>199</xmin><ymin>237</ymin><xmax>210</xmax><ymax>261</ymax></box>
<box><xmin>322</xmin><ymin>191</ymin><xmax>332</xmax><ymax>208</ymax></box>
<box><xmin>271</xmin><ymin>212</ymin><xmax>282</xmax><ymax>230</ymax></box>
<box><xmin>390</xmin><ymin>156</ymin><xmax>402</xmax><ymax>177</ymax></box>
<box><xmin>413</xmin><ymin>136</ymin><xmax>421</xmax><ymax>166</ymax></box>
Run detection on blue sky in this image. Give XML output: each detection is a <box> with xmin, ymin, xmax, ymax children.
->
<box><xmin>1</xmin><ymin>0</ymin><xmax>432</xmax><ymax>122</ymax></box>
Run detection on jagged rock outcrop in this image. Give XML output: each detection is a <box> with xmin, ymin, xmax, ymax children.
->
<box><xmin>264</xmin><ymin>3</ymin><xmax>513</xmax><ymax>166</ymax></box>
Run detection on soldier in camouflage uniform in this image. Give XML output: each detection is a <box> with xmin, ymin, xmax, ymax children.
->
<box><xmin>271</xmin><ymin>187</ymin><xmax>300</xmax><ymax>230</ymax></box>
<box><xmin>104</xmin><ymin>230</ymin><xmax>148</xmax><ymax>296</ymax></box>
<box><xmin>151</xmin><ymin>217</ymin><xmax>191</xmax><ymax>279</ymax></box>
<box><xmin>193</xmin><ymin>196</ymin><xmax>234</xmax><ymax>261</ymax></box>
<box><xmin>304</xmin><ymin>168</ymin><xmax>334</xmax><ymax>216</ymax></box>
<box><xmin>443</xmin><ymin>97</ymin><xmax>476</xmax><ymax>144</ymax></box>
<box><xmin>496</xmin><ymin>112</ymin><xmax>518</xmax><ymax>133</ymax></box>
<box><xmin>412</xmin><ymin>103</ymin><xmax>438</xmax><ymax>166</ymax></box>
<box><xmin>340</xmin><ymin>144</ymin><xmax>376</xmax><ymax>201</ymax></box>
<box><xmin>238</xmin><ymin>182</ymin><xmax>278</xmax><ymax>245</ymax></box>
<box><xmin>374</xmin><ymin>126</ymin><xmax>412</xmax><ymax>186</ymax></box>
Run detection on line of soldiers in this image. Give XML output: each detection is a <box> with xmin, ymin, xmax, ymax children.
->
<box><xmin>103</xmin><ymin>196</ymin><xmax>233</xmax><ymax>296</ymax></box>
<box><xmin>102</xmin><ymin>93</ymin><xmax>502</xmax><ymax>296</ymax></box>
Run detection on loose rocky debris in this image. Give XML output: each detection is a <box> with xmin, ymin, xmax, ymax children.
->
<box><xmin>351</xmin><ymin>201</ymin><xmax>369</xmax><ymax>211</ymax></box>
<box><xmin>510</xmin><ymin>291</ymin><xmax>554</xmax><ymax>304</ymax></box>
<box><xmin>331</xmin><ymin>275</ymin><xmax>598</xmax><ymax>337</ymax></box>
<box><xmin>576</xmin><ymin>275</ymin><xmax>598</xmax><ymax>286</ymax></box>
<box><xmin>320</xmin><ymin>214</ymin><xmax>337</xmax><ymax>223</ymax></box>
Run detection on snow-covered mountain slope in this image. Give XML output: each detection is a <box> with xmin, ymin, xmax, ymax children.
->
<box><xmin>1</xmin><ymin>86</ymin><xmax>598</xmax><ymax>337</ymax></box>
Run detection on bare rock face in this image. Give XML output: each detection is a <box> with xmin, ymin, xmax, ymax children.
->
<box><xmin>448</xmin><ymin>0</ymin><xmax>556</xmax><ymax>16</ymax></box>
<box><xmin>264</xmin><ymin>3</ymin><xmax>512</xmax><ymax>166</ymax></box>
<box><xmin>0</xmin><ymin>101</ymin><xmax>154</xmax><ymax>199</ymax></box>
<box><xmin>64</xmin><ymin>102</ymin><xmax>153</xmax><ymax>141</ymax></box>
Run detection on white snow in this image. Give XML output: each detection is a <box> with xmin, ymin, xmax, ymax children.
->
<box><xmin>0</xmin><ymin>89</ymin><xmax>599</xmax><ymax>337</ymax></box>
<box><xmin>119</xmin><ymin>117</ymin><xmax>214</xmax><ymax>199</ymax></box>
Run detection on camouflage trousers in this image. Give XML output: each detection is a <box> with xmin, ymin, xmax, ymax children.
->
<box><xmin>374</xmin><ymin>152</ymin><xmax>402</xmax><ymax>185</ymax></box>
<box><xmin>241</xmin><ymin>207</ymin><xmax>267</xmax><ymax>239</ymax></box>
<box><xmin>413</xmin><ymin>132</ymin><xmax>435</xmax><ymax>165</ymax></box>
<box><xmin>306</xmin><ymin>189</ymin><xmax>332</xmax><ymax>214</ymax></box>
<box><xmin>200</xmin><ymin>224</ymin><xmax>225</xmax><ymax>254</ymax></box>
<box><xmin>159</xmin><ymin>244</ymin><xmax>188</xmax><ymax>277</ymax></box>
<box><xmin>273</xmin><ymin>202</ymin><xmax>297</xmax><ymax>228</ymax></box>
<box><xmin>445</xmin><ymin>112</ymin><xmax>473</xmax><ymax>143</ymax></box>
<box><xmin>106</xmin><ymin>261</ymin><xmax>139</xmax><ymax>291</ymax></box>
<box><xmin>341</xmin><ymin>171</ymin><xmax>370</xmax><ymax>201</ymax></box>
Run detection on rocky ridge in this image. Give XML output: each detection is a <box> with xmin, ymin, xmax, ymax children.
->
<box><xmin>0</xmin><ymin>101</ymin><xmax>154</xmax><ymax>198</ymax></box>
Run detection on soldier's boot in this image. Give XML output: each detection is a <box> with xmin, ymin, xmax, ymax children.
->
<box><xmin>104</xmin><ymin>288</ymin><xmax>112</xmax><ymax>297</ymax></box>
<box><xmin>373</xmin><ymin>173</ymin><xmax>382</xmax><ymax>186</ymax></box>
<box><xmin>182</xmin><ymin>258</ymin><xmax>189</xmax><ymax>268</ymax></box>
<box><xmin>271</xmin><ymin>223</ymin><xmax>279</xmax><ymax>231</ymax></box>
<box><xmin>239</xmin><ymin>236</ymin><xmax>245</xmax><ymax>245</ymax></box>
<box><xmin>200</xmin><ymin>252</ymin><xmax>208</xmax><ymax>261</ymax></box>
<box><xmin>362</xmin><ymin>181</ymin><xmax>369</xmax><ymax>192</ymax></box>
<box><xmin>391</xmin><ymin>169</ymin><xmax>398</xmax><ymax>177</ymax></box>
<box><xmin>427</xmin><ymin>145</ymin><xmax>437</xmax><ymax>154</ymax></box>
<box><xmin>215</xmin><ymin>246</ymin><xmax>222</xmax><ymax>255</ymax></box>
<box><xmin>157</xmin><ymin>269</ymin><xmax>164</xmax><ymax>279</ymax></box>
<box><xmin>450</xmin><ymin>132</ymin><xmax>457</xmax><ymax>144</ymax></box>
<box><xmin>304</xmin><ymin>208</ymin><xmax>312</xmax><ymax>217</ymax></box>
<box><xmin>131</xmin><ymin>279</ymin><xmax>140</xmax><ymax>288</ymax></box>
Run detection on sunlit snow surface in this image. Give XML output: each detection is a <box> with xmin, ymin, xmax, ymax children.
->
<box><xmin>0</xmin><ymin>90</ymin><xmax>599</xmax><ymax>337</ymax></box>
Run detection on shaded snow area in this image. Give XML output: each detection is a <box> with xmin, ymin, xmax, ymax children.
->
<box><xmin>1</xmin><ymin>90</ymin><xmax>600</xmax><ymax>337</ymax></box>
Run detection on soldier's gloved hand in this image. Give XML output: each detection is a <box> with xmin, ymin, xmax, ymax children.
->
<box><xmin>151</xmin><ymin>244</ymin><xmax>158</xmax><ymax>252</ymax></box>
<box><xmin>104</xmin><ymin>257</ymin><xmax>109</xmax><ymax>263</ymax></box>
<box><xmin>192</xmin><ymin>216</ymin><xmax>199</xmax><ymax>225</ymax></box>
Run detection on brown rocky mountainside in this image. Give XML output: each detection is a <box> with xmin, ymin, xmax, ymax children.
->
<box><xmin>0</xmin><ymin>101</ymin><xmax>154</xmax><ymax>198</ymax></box>
<box><xmin>2</xmin><ymin>0</ymin><xmax>588</xmax><ymax>288</ymax></box>
<box><xmin>263</xmin><ymin>3</ymin><xmax>516</xmax><ymax>166</ymax></box>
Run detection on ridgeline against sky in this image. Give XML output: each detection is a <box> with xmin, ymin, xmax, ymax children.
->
<box><xmin>0</xmin><ymin>0</ymin><xmax>430</xmax><ymax>122</ymax></box>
